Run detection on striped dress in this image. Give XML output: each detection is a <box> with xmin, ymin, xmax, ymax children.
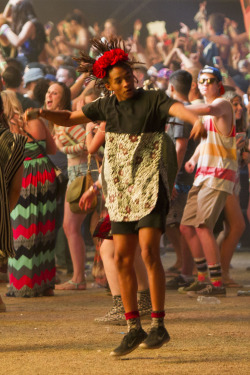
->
<box><xmin>8</xmin><ymin>141</ymin><xmax>57</xmax><ymax>297</ymax></box>
<box><xmin>0</xmin><ymin>129</ymin><xmax>26</xmax><ymax>262</ymax></box>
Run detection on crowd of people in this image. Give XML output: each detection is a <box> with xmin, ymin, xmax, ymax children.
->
<box><xmin>0</xmin><ymin>0</ymin><xmax>249</xmax><ymax>357</ymax></box>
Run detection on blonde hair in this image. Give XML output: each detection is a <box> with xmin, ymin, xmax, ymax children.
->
<box><xmin>1</xmin><ymin>90</ymin><xmax>24</xmax><ymax>133</ymax></box>
<box><xmin>0</xmin><ymin>90</ymin><xmax>23</xmax><ymax>121</ymax></box>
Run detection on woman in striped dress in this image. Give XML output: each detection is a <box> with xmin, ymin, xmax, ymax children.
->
<box><xmin>46</xmin><ymin>83</ymin><xmax>100</xmax><ymax>290</ymax></box>
<box><xmin>0</xmin><ymin>96</ymin><xmax>26</xmax><ymax>310</ymax></box>
<box><xmin>1</xmin><ymin>90</ymin><xmax>57</xmax><ymax>297</ymax></box>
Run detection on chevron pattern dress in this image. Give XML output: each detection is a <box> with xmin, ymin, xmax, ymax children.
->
<box><xmin>8</xmin><ymin>141</ymin><xmax>57</xmax><ymax>297</ymax></box>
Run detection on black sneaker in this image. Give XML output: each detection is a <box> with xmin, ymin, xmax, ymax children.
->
<box><xmin>166</xmin><ymin>275</ymin><xmax>194</xmax><ymax>290</ymax></box>
<box><xmin>196</xmin><ymin>284</ymin><xmax>226</xmax><ymax>297</ymax></box>
<box><xmin>139</xmin><ymin>326</ymin><xmax>170</xmax><ymax>349</ymax></box>
<box><xmin>110</xmin><ymin>327</ymin><xmax>147</xmax><ymax>357</ymax></box>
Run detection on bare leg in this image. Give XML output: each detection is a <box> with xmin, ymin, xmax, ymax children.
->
<box><xmin>134</xmin><ymin>245</ymin><xmax>149</xmax><ymax>291</ymax></box>
<box><xmin>0</xmin><ymin>295</ymin><xmax>6</xmax><ymax>312</ymax></box>
<box><xmin>100</xmin><ymin>239</ymin><xmax>120</xmax><ymax>295</ymax></box>
<box><xmin>113</xmin><ymin>233</ymin><xmax>138</xmax><ymax>312</ymax></box>
<box><xmin>63</xmin><ymin>199</ymin><xmax>86</xmax><ymax>284</ymax></box>
<box><xmin>165</xmin><ymin>226</ymin><xmax>182</xmax><ymax>269</ymax></box>
<box><xmin>220</xmin><ymin>194</ymin><xmax>245</xmax><ymax>281</ymax></box>
<box><xmin>139</xmin><ymin>227</ymin><xmax>164</xmax><ymax>311</ymax></box>
<box><xmin>180</xmin><ymin>235</ymin><xmax>194</xmax><ymax>276</ymax></box>
<box><xmin>196</xmin><ymin>225</ymin><xmax>220</xmax><ymax>265</ymax></box>
<box><xmin>180</xmin><ymin>225</ymin><xmax>204</xmax><ymax>259</ymax></box>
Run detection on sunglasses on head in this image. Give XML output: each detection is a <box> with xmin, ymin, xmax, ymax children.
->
<box><xmin>198</xmin><ymin>78</ymin><xmax>218</xmax><ymax>85</ymax></box>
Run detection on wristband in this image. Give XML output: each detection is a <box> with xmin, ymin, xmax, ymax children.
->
<box><xmin>89</xmin><ymin>183</ymin><xmax>100</xmax><ymax>195</ymax></box>
<box><xmin>0</xmin><ymin>24</ymin><xmax>10</xmax><ymax>36</ymax></box>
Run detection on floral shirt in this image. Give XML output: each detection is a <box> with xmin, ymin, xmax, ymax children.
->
<box><xmin>82</xmin><ymin>88</ymin><xmax>177</xmax><ymax>221</ymax></box>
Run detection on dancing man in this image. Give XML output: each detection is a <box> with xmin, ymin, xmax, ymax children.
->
<box><xmin>26</xmin><ymin>38</ymin><xmax>205</xmax><ymax>356</ymax></box>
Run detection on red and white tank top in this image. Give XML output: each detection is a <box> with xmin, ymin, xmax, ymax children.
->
<box><xmin>194</xmin><ymin>114</ymin><xmax>237</xmax><ymax>194</ymax></box>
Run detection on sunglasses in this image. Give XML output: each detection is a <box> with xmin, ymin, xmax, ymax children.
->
<box><xmin>198</xmin><ymin>78</ymin><xmax>218</xmax><ymax>85</ymax></box>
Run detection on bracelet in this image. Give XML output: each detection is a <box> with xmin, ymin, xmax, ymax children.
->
<box><xmin>0</xmin><ymin>24</ymin><xmax>10</xmax><ymax>36</ymax></box>
<box><xmin>89</xmin><ymin>183</ymin><xmax>100</xmax><ymax>195</ymax></box>
<box><xmin>221</xmin><ymin>72</ymin><xmax>229</xmax><ymax>78</ymax></box>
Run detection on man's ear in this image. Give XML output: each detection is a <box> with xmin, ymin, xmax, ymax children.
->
<box><xmin>191</xmin><ymin>81</ymin><xmax>197</xmax><ymax>90</ymax></box>
<box><xmin>169</xmin><ymin>83</ymin><xmax>174</xmax><ymax>93</ymax></box>
<box><xmin>104</xmin><ymin>82</ymin><xmax>111</xmax><ymax>91</ymax></box>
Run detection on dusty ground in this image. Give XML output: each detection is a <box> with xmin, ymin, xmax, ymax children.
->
<box><xmin>0</xmin><ymin>251</ymin><xmax>250</xmax><ymax>375</ymax></box>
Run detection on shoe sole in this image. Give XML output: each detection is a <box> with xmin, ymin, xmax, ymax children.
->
<box><xmin>110</xmin><ymin>333</ymin><xmax>148</xmax><ymax>357</ymax></box>
<box><xmin>110</xmin><ymin>343</ymin><xmax>141</xmax><ymax>357</ymax></box>
<box><xmin>139</xmin><ymin>335</ymin><xmax>170</xmax><ymax>349</ymax></box>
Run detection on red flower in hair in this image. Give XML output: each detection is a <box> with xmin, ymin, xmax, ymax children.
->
<box><xmin>92</xmin><ymin>48</ymin><xmax>129</xmax><ymax>79</ymax></box>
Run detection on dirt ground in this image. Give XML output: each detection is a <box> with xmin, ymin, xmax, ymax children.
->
<box><xmin>0</xmin><ymin>251</ymin><xmax>250</xmax><ymax>375</ymax></box>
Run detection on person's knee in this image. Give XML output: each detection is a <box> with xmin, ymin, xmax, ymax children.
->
<box><xmin>141</xmin><ymin>244</ymin><xmax>159</xmax><ymax>267</ymax></box>
<box><xmin>180</xmin><ymin>224</ymin><xmax>193</xmax><ymax>238</ymax></box>
<box><xmin>114</xmin><ymin>252</ymin><xmax>133</xmax><ymax>271</ymax></box>
<box><xmin>63</xmin><ymin>221</ymin><xmax>80</xmax><ymax>238</ymax></box>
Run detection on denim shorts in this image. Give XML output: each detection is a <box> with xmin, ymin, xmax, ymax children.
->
<box><xmin>67</xmin><ymin>159</ymin><xmax>99</xmax><ymax>185</ymax></box>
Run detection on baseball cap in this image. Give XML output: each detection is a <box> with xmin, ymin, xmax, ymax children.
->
<box><xmin>157</xmin><ymin>68</ymin><xmax>173</xmax><ymax>79</ymax></box>
<box><xmin>198</xmin><ymin>65</ymin><xmax>225</xmax><ymax>95</ymax></box>
<box><xmin>23</xmin><ymin>68</ymin><xmax>44</xmax><ymax>88</ymax></box>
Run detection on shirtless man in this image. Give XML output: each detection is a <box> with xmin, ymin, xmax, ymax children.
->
<box><xmin>180</xmin><ymin>66</ymin><xmax>237</xmax><ymax>297</ymax></box>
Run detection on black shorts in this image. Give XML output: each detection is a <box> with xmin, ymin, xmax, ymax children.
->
<box><xmin>111</xmin><ymin>180</ymin><xmax>169</xmax><ymax>235</ymax></box>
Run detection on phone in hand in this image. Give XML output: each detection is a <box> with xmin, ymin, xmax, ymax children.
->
<box><xmin>236</xmin><ymin>132</ymin><xmax>246</xmax><ymax>141</ymax></box>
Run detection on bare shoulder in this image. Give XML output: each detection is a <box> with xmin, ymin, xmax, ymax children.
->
<box><xmin>25</xmin><ymin>118</ymin><xmax>47</xmax><ymax>140</ymax></box>
<box><xmin>212</xmin><ymin>98</ymin><xmax>231</xmax><ymax>108</ymax></box>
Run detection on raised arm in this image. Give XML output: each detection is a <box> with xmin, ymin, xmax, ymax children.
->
<box><xmin>2</xmin><ymin>20</ymin><xmax>35</xmax><ymax>47</ymax></box>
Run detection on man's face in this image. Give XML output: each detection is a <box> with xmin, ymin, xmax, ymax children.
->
<box><xmin>105</xmin><ymin>66</ymin><xmax>136</xmax><ymax>102</ymax></box>
<box><xmin>198</xmin><ymin>73</ymin><xmax>221</xmax><ymax>99</ymax></box>
<box><xmin>56</xmin><ymin>68</ymin><xmax>73</xmax><ymax>87</ymax></box>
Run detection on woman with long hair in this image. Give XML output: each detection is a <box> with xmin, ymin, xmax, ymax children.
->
<box><xmin>45</xmin><ymin>82</ymin><xmax>100</xmax><ymax>290</ymax></box>
<box><xmin>218</xmin><ymin>91</ymin><xmax>248</xmax><ymax>287</ymax></box>
<box><xmin>0</xmin><ymin>0</ymin><xmax>47</xmax><ymax>67</ymax></box>
<box><xmin>0</xmin><ymin>94</ymin><xmax>26</xmax><ymax>309</ymax></box>
<box><xmin>1</xmin><ymin>89</ymin><xmax>57</xmax><ymax>297</ymax></box>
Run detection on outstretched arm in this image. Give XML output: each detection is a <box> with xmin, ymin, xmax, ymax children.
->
<box><xmin>169</xmin><ymin>102</ymin><xmax>206</xmax><ymax>139</ymax></box>
<box><xmin>25</xmin><ymin>108</ymin><xmax>92</xmax><ymax>127</ymax></box>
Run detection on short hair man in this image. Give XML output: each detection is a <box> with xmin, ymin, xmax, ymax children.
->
<box><xmin>165</xmin><ymin>70</ymin><xmax>197</xmax><ymax>289</ymax></box>
<box><xmin>56</xmin><ymin>65</ymin><xmax>77</xmax><ymax>87</ymax></box>
<box><xmin>1</xmin><ymin>66</ymin><xmax>38</xmax><ymax>110</ymax></box>
<box><xmin>180</xmin><ymin>66</ymin><xmax>237</xmax><ymax>296</ymax></box>
<box><xmin>26</xmin><ymin>38</ymin><xmax>205</xmax><ymax>357</ymax></box>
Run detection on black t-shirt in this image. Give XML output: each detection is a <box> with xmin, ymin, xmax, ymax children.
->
<box><xmin>167</xmin><ymin>103</ymin><xmax>197</xmax><ymax>186</ymax></box>
<box><xmin>82</xmin><ymin>88</ymin><xmax>176</xmax><ymax>134</ymax></box>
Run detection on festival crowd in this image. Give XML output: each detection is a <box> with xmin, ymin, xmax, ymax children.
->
<box><xmin>0</xmin><ymin>0</ymin><xmax>249</xmax><ymax>357</ymax></box>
